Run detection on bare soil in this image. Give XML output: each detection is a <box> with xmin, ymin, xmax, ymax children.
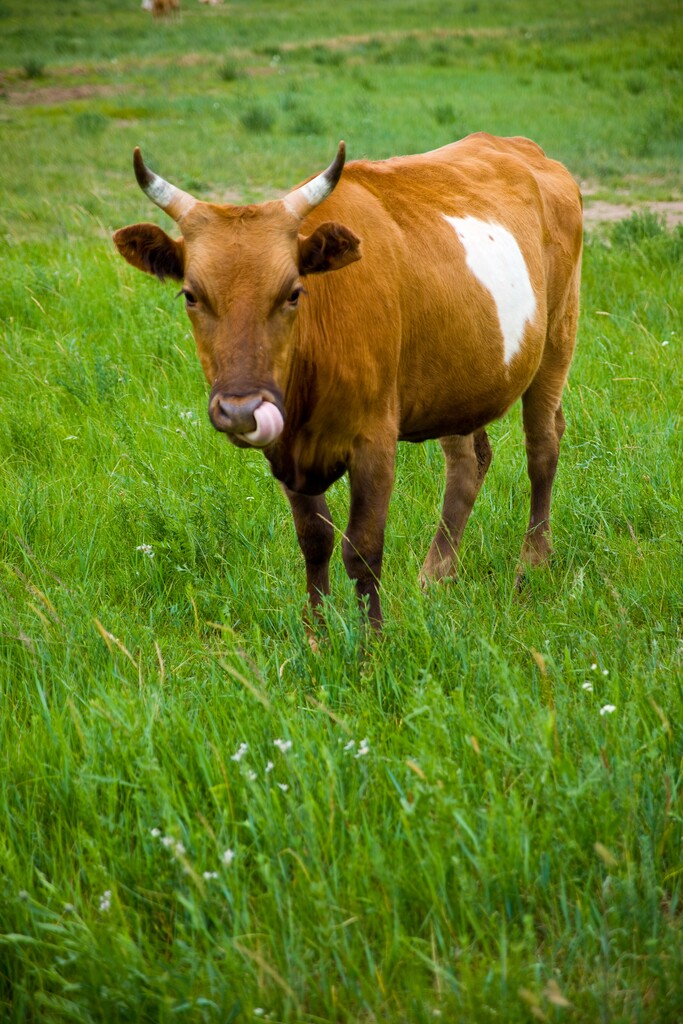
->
<box><xmin>5</xmin><ymin>83</ymin><xmax>129</xmax><ymax>106</ymax></box>
<box><xmin>279</xmin><ymin>25</ymin><xmax>507</xmax><ymax>52</ymax></box>
<box><xmin>583</xmin><ymin>199</ymin><xmax>683</xmax><ymax>228</ymax></box>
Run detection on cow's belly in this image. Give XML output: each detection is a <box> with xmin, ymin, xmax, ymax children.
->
<box><xmin>398</xmin><ymin>394</ymin><xmax>515</xmax><ymax>441</ymax></box>
<box><xmin>399</xmin><ymin>402</ymin><xmax>509</xmax><ymax>441</ymax></box>
<box><xmin>397</xmin><ymin>320</ymin><xmax>545</xmax><ymax>441</ymax></box>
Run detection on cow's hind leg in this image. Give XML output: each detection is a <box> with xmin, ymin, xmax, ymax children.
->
<box><xmin>519</xmin><ymin>390</ymin><xmax>567</xmax><ymax>571</ymax></box>
<box><xmin>518</xmin><ymin>272</ymin><xmax>579</xmax><ymax>575</ymax></box>
<box><xmin>283</xmin><ymin>487</ymin><xmax>335</xmax><ymax>618</ymax></box>
<box><xmin>421</xmin><ymin>429</ymin><xmax>492</xmax><ymax>584</ymax></box>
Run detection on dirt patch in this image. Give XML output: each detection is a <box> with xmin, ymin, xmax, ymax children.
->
<box><xmin>6</xmin><ymin>83</ymin><xmax>128</xmax><ymax>106</ymax></box>
<box><xmin>280</xmin><ymin>26</ymin><xmax>507</xmax><ymax>52</ymax></box>
<box><xmin>584</xmin><ymin>199</ymin><xmax>683</xmax><ymax>229</ymax></box>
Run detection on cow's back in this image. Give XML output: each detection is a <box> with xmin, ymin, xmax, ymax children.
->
<box><xmin>295</xmin><ymin>134</ymin><xmax>582</xmax><ymax>448</ymax></box>
<box><xmin>344</xmin><ymin>132</ymin><xmax>582</xmax><ymax>314</ymax></box>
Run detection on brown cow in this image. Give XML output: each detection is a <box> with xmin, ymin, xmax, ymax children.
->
<box><xmin>113</xmin><ymin>134</ymin><xmax>582</xmax><ymax>628</ymax></box>
<box><xmin>143</xmin><ymin>0</ymin><xmax>180</xmax><ymax>18</ymax></box>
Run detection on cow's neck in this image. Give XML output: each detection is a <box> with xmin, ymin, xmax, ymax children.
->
<box><xmin>285</xmin><ymin>319</ymin><xmax>312</xmax><ymax>417</ymax></box>
<box><xmin>264</xmin><ymin>315</ymin><xmax>346</xmax><ymax>495</ymax></box>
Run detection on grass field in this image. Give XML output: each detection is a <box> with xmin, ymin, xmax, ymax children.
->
<box><xmin>1</xmin><ymin>1</ymin><xmax>682</xmax><ymax>1021</ymax></box>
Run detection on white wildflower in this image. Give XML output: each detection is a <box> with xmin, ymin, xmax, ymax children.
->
<box><xmin>246</xmin><ymin>770</ymin><xmax>257</xmax><ymax>782</ymax></box>
<box><xmin>63</xmin><ymin>903</ymin><xmax>75</xmax><ymax>914</ymax></box>
<box><xmin>591</xmin><ymin>663</ymin><xmax>598</xmax><ymax>671</ymax></box>
<box><xmin>277</xmin><ymin>783</ymin><xmax>289</xmax><ymax>793</ymax></box>
<box><xmin>221</xmin><ymin>848</ymin><xmax>235</xmax><ymax>867</ymax></box>
<box><xmin>265</xmin><ymin>760</ymin><xmax>274</xmax><ymax>773</ymax></box>
<box><xmin>203</xmin><ymin>871</ymin><xmax>219</xmax><ymax>880</ymax></box>
<box><xmin>355</xmin><ymin>738</ymin><xmax>370</xmax><ymax>758</ymax></box>
<box><xmin>274</xmin><ymin>738</ymin><xmax>292</xmax><ymax>753</ymax></box>
<box><xmin>231</xmin><ymin>742</ymin><xmax>248</xmax><ymax>762</ymax></box>
<box><xmin>600</xmin><ymin>704</ymin><xmax>617</xmax><ymax>716</ymax></box>
<box><xmin>99</xmin><ymin>890</ymin><xmax>112</xmax><ymax>913</ymax></box>
<box><xmin>179</xmin><ymin>410</ymin><xmax>194</xmax><ymax>420</ymax></box>
<box><xmin>161</xmin><ymin>835</ymin><xmax>175</xmax><ymax>848</ymax></box>
<box><xmin>582</xmin><ymin>682</ymin><xmax>593</xmax><ymax>692</ymax></box>
<box><xmin>150</xmin><ymin>827</ymin><xmax>161</xmax><ymax>838</ymax></box>
<box><xmin>602</xmin><ymin>669</ymin><xmax>609</xmax><ymax>676</ymax></box>
<box><xmin>136</xmin><ymin>544</ymin><xmax>155</xmax><ymax>558</ymax></box>
<box><xmin>173</xmin><ymin>841</ymin><xmax>186</xmax><ymax>858</ymax></box>
<box><xmin>343</xmin><ymin>739</ymin><xmax>355</xmax><ymax>752</ymax></box>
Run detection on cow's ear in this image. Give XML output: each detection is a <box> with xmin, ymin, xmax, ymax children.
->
<box><xmin>112</xmin><ymin>223</ymin><xmax>185</xmax><ymax>282</ymax></box>
<box><xmin>298</xmin><ymin>221</ymin><xmax>361</xmax><ymax>276</ymax></box>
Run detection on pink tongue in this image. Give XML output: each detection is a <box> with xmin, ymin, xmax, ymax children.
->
<box><xmin>242</xmin><ymin>401</ymin><xmax>284</xmax><ymax>447</ymax></box>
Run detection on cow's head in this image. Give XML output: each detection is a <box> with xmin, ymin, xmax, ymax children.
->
<box><xmin>113</xmin><ymin>143</ymin><xmax>361</xmax><ymax>448</ymax></box>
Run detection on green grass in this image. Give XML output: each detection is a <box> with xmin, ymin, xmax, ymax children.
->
<box><xmin>1</xmin><ymin>0</ymin><xmax>682</xmax><ymax>1021</ymax></box>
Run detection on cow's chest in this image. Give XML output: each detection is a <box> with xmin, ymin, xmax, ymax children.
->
<box><xmin>266</xmin><ymin>445</ymin><xmax>346</xmax><ymax>496</ymax></box>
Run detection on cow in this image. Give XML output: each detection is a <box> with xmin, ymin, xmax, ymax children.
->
<box><xmin>143</xmin><ymin>0</ymin><xmax>180</xmax><ymax>18</ymax></box>
<box><xmin>113</xmin><ymin>133</ymin><xmax>583</xmax><ymax>629</ymax></box>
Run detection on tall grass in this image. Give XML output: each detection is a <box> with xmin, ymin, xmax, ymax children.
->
<box><xmin>1</xmin><ymin>0</ymin><xmax>682</xmax><ymax>1020</ymax></box>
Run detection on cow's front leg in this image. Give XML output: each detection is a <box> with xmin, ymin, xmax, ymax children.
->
<box><xmin>342</xmin><ymin>440</ymin><xmax>396</xmax><ymax>628</ymax></box>
<box><xmin>282</xmin><ymin>486</ymin><xmax>335</xmax><ymax>619</ymax></box>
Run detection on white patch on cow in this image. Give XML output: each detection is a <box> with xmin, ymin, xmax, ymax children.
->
<box><xmin>442</xmin><ymin>215</ymin><xmax>536</xmax><ymax>363</ymax></box>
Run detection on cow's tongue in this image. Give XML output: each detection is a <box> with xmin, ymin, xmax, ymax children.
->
<box><xmin>241</xmin><ymin>401</ymin><xmax>284</xmax><ymax>447</ymax></box>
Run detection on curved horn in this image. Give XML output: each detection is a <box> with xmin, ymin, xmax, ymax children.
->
<box><xmin>133</xmin><ymin>147</ymin><xmax>198</xmax><ymax>222</ymax></box>
<box><xmin>283</xmin><ymin>141</ymin><xmax>346</xmax><ymax>220</ymax></box>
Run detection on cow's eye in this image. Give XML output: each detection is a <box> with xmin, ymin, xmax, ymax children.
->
<box><xmin>182</xmin><ymin>288</ymin><xmax>198</xmax><ymax>308</ymax></box>
<box><xmin>287</xmin><ymin>286</ymin><xmax>304</xmax><ymax>308</ymax></box>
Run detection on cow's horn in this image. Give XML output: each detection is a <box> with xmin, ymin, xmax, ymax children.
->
<box><xmin>133</xmin><ymin>147</ymin><xmax>198</xmax><ymax>222</ymax></box>
<box><xmin>283</xmin><ymin>141</ymin><xmax>346</xmax><ymax>220</ymax></box>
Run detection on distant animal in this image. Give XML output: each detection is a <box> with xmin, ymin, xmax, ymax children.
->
<box><xmin>142</xmin><ymin>0</ymin><xmax>180</xmax><ymax>17</ymax></box>
<box><xmin>113</xmin><ymin>133</ymin><xmax>583</xmax><ymax>628</ymax></box>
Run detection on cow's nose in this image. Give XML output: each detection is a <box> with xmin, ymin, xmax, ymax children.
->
<box><xmin>208</xmin><ymin>393</ymin><xmax>261</xmax><ymax>434</ymax></box>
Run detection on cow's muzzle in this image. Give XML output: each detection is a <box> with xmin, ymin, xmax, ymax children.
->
<box><xmin>208</xmin><ymin>391</ymin><xmax>285</xmax><ymax>448</ymax></box>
